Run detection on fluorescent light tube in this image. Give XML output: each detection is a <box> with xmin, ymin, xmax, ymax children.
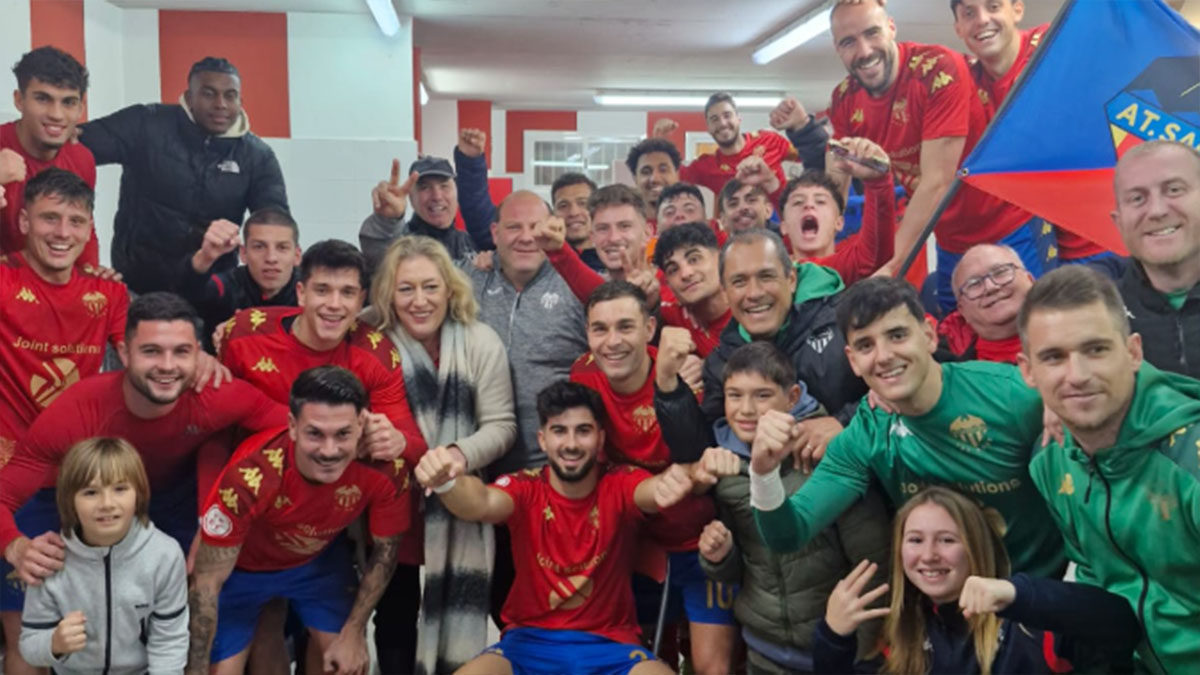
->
<box><xmin>752</xmin><ymin>5</ymin><xmax>833</xmax><ymax>65</ymax></box>
<box><xmin>365</xmin><ymin>0</ymin><xmax>400</xmax><ymax>37</ymax></box>
<box><xmin>595</xmin><ymin>94</ymin><xmax>781</xmax><ymax>108</ymax></box>
<box><xmin>420</xmin><ymin>82</ymin><xmax>429</xmax><ymax>106</ymax></box>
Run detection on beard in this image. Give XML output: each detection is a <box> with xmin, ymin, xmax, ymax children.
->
<box><xmin>549</xmin><ymin>454</ymin><xmax>597</xmax><ymax>483</ymax></box>
<box><xmin>126</xmin><ymin>371</ymin><xmax>186</xmax><ymax>406</ymax></box>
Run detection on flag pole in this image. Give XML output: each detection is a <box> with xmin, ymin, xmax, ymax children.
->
<box><xmin>895</xmin><ymin>175</ymin><xmax>962</xmax><ymax>279</ymax></box>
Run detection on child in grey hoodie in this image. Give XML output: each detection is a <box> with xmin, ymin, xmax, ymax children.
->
<box><xmin>20</xmin><ymin>437</ymin><xmax>188</xmax><ymax>674</ymax></box>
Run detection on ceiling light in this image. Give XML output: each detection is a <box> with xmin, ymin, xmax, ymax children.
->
<box><xmin>752</xmin><ymin>4</ymin><xmax>833</xmax><ymax>65</ymax></box>
<box><xmin>365</xmin><ymin>0</ymin><xmax>400</xmax><ymax>37</ymax></box>
<box><xmin>594</xmin><ymin>93</ymin><xmax>782</xmax><ymax>108</ymax></box>
<box><xmin>420</xmin><ymin>82</ymin><xmax>429</xmax><ymax>106</ymax></box>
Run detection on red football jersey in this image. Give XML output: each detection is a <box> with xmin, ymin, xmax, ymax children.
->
<box><xmin>830</xmin><ymin>41</ymin><xmax>1028</xmax><ymax>254</ymax></box>
<box><xmin>199</xmin><ymin>428</ymin><xmax>411</xmax><ymax>572</ymax></box>
<box><xmin>658</xmin><ymin>303</ymin><xmax>731</xmax><ymax>358</ymax></box>
<box><xmin>570</xmin><ymin>347</ymin><xmax>669</xmax><ymax>471</ymax></box>
<box><xmin>969</xmin><ymin>25</ymin><xmax>1104</xmax><ymax>260</ymax></box>
<box><xmin>680</xmin><ymin>131</ymin><xmax>793</xmax><ymax>202</ymax></box>
<box><xmin>0</xmin><ymin>372</ymin><xmax>286</xmax><ymax>552</ymax></box>
<box><xmin>0</xmin><ymin>252</ymin><xmax>127</xmax><ymax>455</ymax></box>
<box><xmin>0</xmin><ymin>122</ymin><xmax>100</xmax><ymax>267</ymax></box>
<box><xmin>493</xmin><ymin>464</ymin><xmax>649</xmax><ymax>645</ymax></box>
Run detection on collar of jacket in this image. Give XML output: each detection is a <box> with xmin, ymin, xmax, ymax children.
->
<box><xmin>63</xmin><ymin>519</ymin><xmax>153</xmax><ymax>561</ymax></box>
<box><xmin>234</xmin><ymin>265</ymin><xmax>298</xmax><ymax>302</ymax></box>
<box><xmin>406</xmin><ymin>214</ymin><xmax>459</xmax><ymax>241</ymax></box>
<box><xmin>178</xmin><ymin>92</ymin><xmax>251</xmax><ymax>138</ymax></box>
<box><xmin>1125</xmin><ymin>259</ymin><xmax>1200</xmax><ymax>312</ymax></box>
<box><xmin>713</xmin><ymin>382</ymin><xmax>821</xmax><ymax>458</ymax></box>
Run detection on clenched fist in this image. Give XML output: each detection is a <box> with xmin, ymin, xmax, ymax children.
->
<box><xmin>958</xmin><ymin>576</ymin><xmax>1016</xmax><ymax>619</ymax></box>
<box><xmin>655</xmin><ymin>326</ymin><xmax>696</xmax><ymax>393</ymax></box>
<box><xmin>698</xmin><ymin>520</ymin><xmax>734</xmax><ymax>563</ymax></box>
<box><xmin>653</xmin><ymin>463</ymin><xmax>695</xmax><ymax>510</ymax></box>
<box><xmin>192</xmin><ymin>219</ymin><xmax>241</xmax><ymax>273</ymax></box>
<box><xmin>415</xmin><ymin>445</ymin><xmax>468</xmax><ymax>492</ymax></box>
<box><xmin>0</xmin><ymin>148</ymin><xmax>27</xmax><ymax>185</ymax></box>
<box><xmin>51</xmin><ymin>611</ymin><xmax>87</xmax><ymax>657</ymax></box>
<box><xmin>652</xmin><ymin>118</ymin><xmax>679</xmax><ymax>139</ymax></box>
<box><xmin>750</xmin><ymin>409</ymin><xmax>801</xmax><ymax>475</ymax></box>
<box><xmin>692</xmin><ymin>446</ymin><xmax>742</xmax><ymax>486</ymax></box>
<box><xmin>769</xmin><ymin>97</ymin><xmax>811</xmax><ymax>131</ymax></box>
<box><xmin>458</xmin><ymin>128</ymin><xmax>487</xmax><ymax>158</ymax></box>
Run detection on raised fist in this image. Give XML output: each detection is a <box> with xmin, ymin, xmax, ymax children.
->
<box><xmin>458</xmin><ymin>128</ymin><xmax>487</xmax><ymax>158</ymax></box>
<box><xmin>0</xmin><ymin>148</ymin><xmax>27</xmax><ymax>185</ymax></box>
<box><xmin>769</xmin><ymin>97</ymin><xmax>811</xmax><ymax>131</ymax></box>
<box><xmin>692</xmin><ymin>446</ymin><xmax>742</xmax><ymax>485</ymax></box>
<box><xmin>415</xmin><ymin>445</ymin><xmax>467</xmax><ymax>491</ymax></box>
<box><xmin>698</xmin><ymin>520</ymin><xmax>734</xmax><ymax>563</ymax></box>
<box><xmin>750</xmin><ymin>409</ymin><xmax>801</xmax><ymax>475</ymax></box>
<box><xmin>655</xmin><ymin>326</ymin><xmax>696</xmax><ymax>392</ymax></box>
<box><xmin>193</xmin><ymin>219</ymin><xmax>241</xmax><ymax>273</ymax></box>
<box><xmin>652</xmin><ymin>118</ymin><xmax>679</xmax><ymax>139</ymax></box>
<box><xmin>653</xmin><ymin>463</ymin><xmax>695</xmax><ymax>510</ymax></box>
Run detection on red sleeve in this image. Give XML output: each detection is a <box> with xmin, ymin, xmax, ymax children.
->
<box><xmin>194</xmin><ymin>430</ymin><xmax>236</xmax><ymax>514</ymax></box>
<box><xmin>365</xmin><ymin>464</ymin><xmax>412</xmax><ymax>539</ymax></box>
<box><xmin>823</xmin><ymin>175</ymin><xmax>896</xmax><ymax>284</ymax></box>
<box><xmin>490</xmin><ymin>470</ymin><xmax>536</xmax><ymax>516</ymax></box>
<box><xmin>225</xmin><ymin>379</ymin><xmax>289</xmax><ymax>432</ymax></box>
<box><xmin>106</xmin><ymin>283</ymin><xmax>130</xmax><ymax>349</ymax></box>
<box><xmin>829</xmin><ymin>81</ymin><xmax>852</xmax><ymax>137</ymax></box>
<box><xmin>0</xmin><ymin>404</ymin><xmax>79</xmax><ymax>551</ymax></box>
<box><xmin>613</xmin><ymin>465</ymin><xmax>653</xmax><ymax>521</ymax></box>
<box><xmin>920</xmin><ymin>50</ymin><xmax>972</xmax><ymax>141</ymax></box>
<box><xmin>545</xmin><ymin>244</ymin><xmax>605</xmax><ymax>304</ymax></box>
<box><xmin>198</xmin><ymin>430</ymin><xmax>284</xmax><ymax>547</ymax></box>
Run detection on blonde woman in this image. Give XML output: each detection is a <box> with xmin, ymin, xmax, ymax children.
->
<box><xmin>814</xmin><ymin>487</ymin><xmax>1140</xmax><ymax>674</ymax></box>
<box><xmin>363</xmin><ymin>234</ymin><xmax>516</xmax><ymax>675</ymax></box>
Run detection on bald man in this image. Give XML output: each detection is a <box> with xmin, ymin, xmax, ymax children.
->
<box><xmin>937</xmin><ymin>243</ymin><xmax>1034</xmax><ymax>363</ymax></box>
<box><xmin>1114</xmin><ymin>140</ymin><xmax>1200</xmax><ymax>377</ymax></box>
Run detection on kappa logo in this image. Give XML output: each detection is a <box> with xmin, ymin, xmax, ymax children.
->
<box><xmin>15</xmin><ymin>286</ymin><xmax>37</xmax><ymax>304</ymax></box>
<box><xmin>248</xmin><ymin>309</ymin><xmax>267</xmax><ymax>331</ymax></box>
<box><xmin>1058</xmin><ymin>473</ymin><xmax>1075</xmax><ymax>496</ymax></box>
<box><xmin>202</xmin><ymin>505</ymin><xmax>232</xmax><ymax>537</ymax></box>
<box><xmin>1106</xmin><ymin>56</ymin><xmax>1200</xmax><ymax>155</ymax></box>
<box><xmin>540</xmin><ymin>292</ymin><xmax>562</xmax><ymax>310</ymax></box>
<box><xmin>889</xmin><ymin>419</ymin><xmax>912</xmax><ymax>438</ymax></box>
<box><xmin>251</xmin><ymin>357</ymin><xmax>279</xmax><ymax>373</ymax></box>
<box><xmin>807</xmin><ymin>327</ymin><xmax>834</xmax><ymax>354</ymax></box>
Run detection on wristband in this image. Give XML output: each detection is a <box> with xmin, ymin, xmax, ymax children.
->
<box><xmin>749</xmin><ymin>465</ymin><xmax>785</xmax><ymax>511</ymax></box>
<box><xmin>433</xmin><ymin>477</ymin><xmax>458</xmax><ymax>494</ymax></box>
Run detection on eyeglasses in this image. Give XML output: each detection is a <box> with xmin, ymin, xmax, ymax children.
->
<box><xmin>958</xmin><ymin>263</ymin><xmax>1019</xmax><ymax>300</ymax></box>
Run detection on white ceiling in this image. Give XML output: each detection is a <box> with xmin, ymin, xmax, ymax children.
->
<box><xmin>108</xmin><ymin>0</ymin><xmax>1198</xmax><ymax>111</ymax></box>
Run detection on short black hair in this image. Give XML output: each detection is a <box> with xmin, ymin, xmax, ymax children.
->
<box><xmin>719</xmin><ymin>177</ymin><xmax>768</xmax><ymax>208</ymax></box>
<box><xmin>719</xmin><ymin>228</ymin><xmax>792</xmax><ymax>282</ymax></box>
<box><xmin>585</xmin><ymin>280</ymin><xmax>651</xmax><ymax>318</ymax></box>
<box><xmin>654</xmin><ymin>221</ymin><xmax>719</xmax><ymax>271</ymax></box>
<box><xmin>298</xmin><ymin>240</ymin><xmax>366</xmax><ymax>288</ymax></box>
<box><xmin>625</xmin><ymin>138</ymin><xmax>682</xmax><ymax>176</ymax></box>
<box><xmin>244</xmin><ymin>207</ymin><xmax>299</xmax><ymax>244</ymax></box>
<box><xmin>536</xmin><ymin>381</ymin><xmax>607</xmax><ymax>427</ymax></box>
<box><xmin>705</xmin><ymin>91</ymin><xmax>736</xmax><ymax>117</ymax></box>
<box><xmin>13</xmin><ymin>46</ymin><xmax>88</xmax><ymax>95</ymax></box>
<box><xmin>125</xmin><ymin>292</ymin><xmax>202</xmax><ymax>341</ymax></box>
<box><xmin>657</xmin><ymin>182</ymin><xmax>705</xmax><ymax>212</ymax></box>
<box><xmin>723</xmin><ymin>341</ymin><xmax>796</xmax><ymax>391</ymax></box>
<box><xmin>779</xmin><ymin>170</ymin><xmax>845</xmax><ymax>216</ymax></box>
<box><xmin>1017</xmin><ymin>265</ymin><xmax>1130</xmax><ymax>345</ymax></box>
<box><xmin>836</xmin><ymin>277</ymin><xmax>925</xmax><ymax>338</ymax></box>
<box><xmin>289</xmin><ymin>365</ymin><xmax>368</xmax><ymax>417</ymax></box>
<box><xmin>188</xmin><ymin>57</ymin><xmax>239</xmax><ymax>85</ymax></box>
<box><xmin>588</xmin><ymin>184</ymin><xmax>646</xmax><ymax>220</ymax></box>
<box><xmin>551</xmin><ymin>173</ymin><xmax>597</xmax><ymax>205</ymax></box>
<box><xmin>23</xmin><ymin>168</ymin><xmax>94</xmax><ymax>213</ymax></box>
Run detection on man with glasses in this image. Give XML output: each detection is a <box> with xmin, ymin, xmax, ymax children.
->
<box><xmin>936</xmin><ymin>244</ymin><xmax>1033</xmax><ymax>364</ymax></box>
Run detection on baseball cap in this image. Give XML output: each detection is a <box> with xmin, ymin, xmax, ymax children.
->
<box><xmin>409</xmin><ymin>156</ymin><xmax>456</xmax><ymax>180</ymax></box>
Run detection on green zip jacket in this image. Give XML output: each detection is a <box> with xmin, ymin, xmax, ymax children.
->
<box><xmin>754</xmin><ymin>361</ymin><xmax>1066</xmax><ymax>578</ymax></box>
<box><xmin>1030</xmin><ymin>363</ymin><xmax>1200</xmax><ymax>674</ymax></box>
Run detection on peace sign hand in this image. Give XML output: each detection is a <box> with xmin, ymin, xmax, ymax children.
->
<box><xmin>372</xmin><ymin>159</ymin><xmax>419</xmax><ymax>220</ymax></box>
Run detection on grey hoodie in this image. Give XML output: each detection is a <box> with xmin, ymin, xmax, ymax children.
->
<box><xmin>20</xmin><ymin>520</ymin><xmax>188</xmax><ymax>674</ymax></box>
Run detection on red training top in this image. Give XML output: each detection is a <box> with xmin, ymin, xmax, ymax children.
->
<box><xmin>0</xmin><ymin>122</ymin><xmax>100</xmax><ymax>268</ymax></box>
<box><xmin>806</xmin><ymin>174</ymin><xmax>897</xmax><ymax>284</ymax></box>
<box><xmin>200</xmin><ymin>428</ymin><xmax>412</xmax><ymax>572</ymax></box>
<box><xmin>493</xmin><ymin>464</ymin><xmax>649</xmax><ymax>645</ymax></box>
<box><xmin>680</xmin><ymin>131</ymin><xmax>794</xmax><ymax>204</ymax></box>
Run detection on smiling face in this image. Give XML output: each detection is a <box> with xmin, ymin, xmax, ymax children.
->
<box><xmin>723</xmin><ymin>371</ymin><xmax>799</xmax><ymax>444</ymax></box>
<box><xmin>901</xmin><ymin>502</ymin><xmax>970</xmax><ymax>605</ymax></box>
<box><xmin>296</xmin><ymin>266</ymin><xmax>365</xmax><ymax>350</ymax></box>
<box><xmin>720</xmin><ymin>184</ymin><xmax>773</xmax><ymax>233</ymax></box>
<box><xmin>391</xmin><ymin>255</ymin><xmax>450</xmax><ymax>348</ymax></box>
<box><xmin>412</xmin><ymin>176</ymin><xmax>459</xmax><ymax>229</ymax></box>
<box><xmin>539</xmin><ymin>406</ymin><xmax>605</xmax><ymax>483</ymax></box>
<box><xmin>635</xmin><ymin>151</ymin><xmax>680</xmax><ymax>206</ymax></box>
<box><xmin>1112</xmin><ymin>143</ymin><xmax>1200</xmax><ymax>276</ymax></box>
<box><xmin>184</xmin><ymin>71</ymin><xmax>241</xmax><ymax>136</ymax></box>
<box><xmin>553</xmin><ymin>182</ymin><xmax>594</xmax><ymax>246</ymax></box>
<box><xmin>657</xmin><ymin>193</ymin><xmax>707</xmax><ymax>230</ymax></box>
<box><xmin>706</xmin><ymin>100</ymin><xmax>743</xmax><ymax>149</ymax></box>
<box><xmin>591</xmin><ymin>204</ymin><xmax>649</xmax><ymax>273</ymax></box>
<box><xmin>953</xmin><ymin>246</ymin><xmax>1033</xmax><ymax>337</ymax></box>
<box><xmin>661</xmin><ymin>243</ymin><xmax>721</xmax><ymax>306</ymax></box>
<box><xmin>121</xmin><ymin>320</ymin><xmax>199</xmax><ymax>406</ymax></box>
<box><xmin>289</xmin><ymin>402</ymin><xmax>362</xmax><ymax>484</ymax></box>
<box><xmin>242</xmin><ymin>223</ymin><xmax>300</xmax><ymax>297</ymax></box>
<box><xmin>721</xmin><ymin>238</ymin><xmax>797</xmax><ymax>339</ymax></box>
<box><xmin>844</xmin><ymin>306</ymin><xmax>938</xmax><ymax>406</ymax></box>
<box><xmin>493</xmin><ymin>192</ymin><xmax>549</xmax><ymax>280</ymax></box>
<box><xmin>781</xmin><ymin>184</ymin><xmax>842</xmax><ymax>258</ymax></box>
<box><xmin>74</xmin><ymin>476</ymin><xmax>137</xmax><ymax>547</ymax></box>
<box><xmin>586</xmin><ymin>296</ymin><xmax>656</xmax><ymax>392</ymax></box>
<box><xmin>19</xmin><ymin>193</ymin><xmax>92</xmax><ymax>281</ymax></box>
<box><xmin>1018</xmin><ymin>301</ymin><xmax>1141</xmax><ymax>446</ymax></box>
<box><xmin>953</xmin><ymin>0</ymin><xmax>1025</xmax><ymax>65</ymax></box>
<box><xmin>831</xmin><ymin>1</ymin><xmax>900</xmax><ymax>96</ymax></box>
<box><xmin>13</xmin><ymin>78</ymin><xmax>83</xmax><ymax>154</ymax></box>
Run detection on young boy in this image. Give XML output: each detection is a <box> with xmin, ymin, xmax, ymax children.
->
<box><xmin>20</xmin><ymin>437</ymin><xmax>188</xmax><ymax>673</ymax></box>
<box><xmin>677</xmin><ymin>341</ymin><xmax>890</xmax><ymax>673</ymax></box>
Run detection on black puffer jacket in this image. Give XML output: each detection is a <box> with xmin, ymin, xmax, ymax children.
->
<box><xmin>81</xmin><ymin>103</ymin><xmax>287</xmax><ymax>294</ymax></box>
<box><xmin>1118</xmin><ymin>260</ymin><xmax>1200</xmax><ymax>379</ymax></box>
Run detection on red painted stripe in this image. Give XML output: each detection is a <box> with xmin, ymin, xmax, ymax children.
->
<box><xmin>29</xmin><ymin>0</ymin><xmax>87</xmax><ymax>119</ymax></box>
<box><xmin>458</xmin><ymin>100</ymin><xmax>492</xmax><ymax>169</ymax></box>
<box><xmin>505</xmin><ymin>110</ymin><xmax>577</xmax><ymax>174</ymax></box>
<box><xmin>646</xmin><ymin>111</ymin><xmax>707</xmax><ymax>158</ymax></box>
<box><xmin>158</xmin><ymin>11</ymin><xmax>290</xmax><ymax>139</ymax></box>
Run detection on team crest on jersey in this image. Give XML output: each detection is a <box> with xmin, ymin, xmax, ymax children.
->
<box><xmin>15</xmin><ymin>286</ymin><xmax>37</xmax><ymax>304</ymax></box>
<box><xmin>891</xmin><ymin>98</ymin><xmax>909</xmax><ymax>125</ymax></box>
<box><xmin>248</xmin><ymin>309</ymin><xmax>267</xmax><ymax>331</ymax></box>
<box><xmin>219</xmin><ymin>487</ymin><xmax>239</xmax><ymax>514</ymax></box>
<box><xmin>239</xmin><ymin>467</ymin><xmax>264</xmax><ymax>496</ymax></box>
<box><xmin>549</xmin><ymin>575</ymin><xmax>594</xmax><ymax>610</ymax></box>
<box><xmin>496</xmin><ymin>475</ymin><xmax>512</xmax><ymax>487</ymax></box>
<box><xmin>949</xmin><ymin>414</ymin><xmax>989</xmax><ymax>450</ymax></box>
<box><xmin>202</xmin><ymin>505</ymin><xmax>232</xmax><ymax>537</ymax></box>
<box><xmin>719</xmin><ymin>163</ymin><xmax>732</xmax><ymax>173</ymax></box>
<box><xmin>632</xmin><ymin>405</ymin><xmax>657</xmax><ymax>433</ymax></box>
<box><xmin>81</xmin><ymin>291</ymin><xmax>108</xmax><ymax>318</ymax></box>
<box><xmin>334</xmin><ymin>485</ymin><xmax>362</xmax><ymax>509</ymax></box>
<box><xmin>540</xmin><ymin>292</ymin><xmax>561</xmax><ymax>310</ymax></box>
<box><xmin>1145</xmin><ymin>489</ymin><xmax>1178</xmax><ymax>521</ymax></box>
<box><xmin>30</xmin><ymin>358</ymin><xmax>80</xmax><ymax>409</ymax></box>
<box><xmin>1058</xmin><ymin>473</ymin><xmax>1075</xmax><ymax>496</ymax></box>
<box><xmin>806</xmin><ymin>327</ymin><xmax>834</xmax><ymax>354</ymax></box>
<box><xmin>252</xmin><ymin>357</ymin><xmax>279</xmax><ymax>374</ymax></box>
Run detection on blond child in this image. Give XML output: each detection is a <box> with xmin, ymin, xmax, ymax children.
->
<box><xmin>19</xmin><ymin>437</ymin><xmax>188</xmax><ymax>673</ymax></box>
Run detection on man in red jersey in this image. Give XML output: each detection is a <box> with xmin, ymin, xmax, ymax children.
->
<box><xmin>656</xmin><ymin>93</ymin><xmax>795</xmax><ymax>203</ymax></box>
<box><xmin>951</xmin><ymin>0</ymin><xmax>1111</xmax><ymax>266</ymax></box>
<box><xmin>187</xmin><ymin>366</ymin><xmax>409</xmax><ymax>675</ymax></box>
<box><xmin>828</xmin><ymin>0</ymin><xmax>1052</xmax><ymax>310</ymax></box>
<box><xmin>415</xmin><ymin>380</ymin><xmax>707</xmax><ymax>675</ymax></box>
<box><xmin>0</xmin><ymin>293</ymin><xmax>286</xmax><ymax>670</ymax></box>
<box><xmin>1</xmin><ymin>47</ymin><xmax>99</xmax><ymax>268</ymax></box>
<box><xmin>570</xmin><ymin>281</ymin><xmax>735</xmax><ymax>675</ymax></box>
<box><xmin>717</xmin><ymin>179</ymin><xmax>775</xmax><ymax>234</ymax></box>
<box><xmin>654</xmin><ymin>223</ymin><xmax>731</xmax><ymax>358</ymax></box>
<box><xmin>0</xmin><ymin>170</ymin><xmax>127</xmax><ymax>462</ymax></box>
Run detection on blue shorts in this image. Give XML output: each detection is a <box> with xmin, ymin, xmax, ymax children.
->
<box><xmin>936</xmin><ymin>216</ymin><xmax>1056</xmax><ymax>312</ymax></box>
<box><xmin>483</xmin><ymin>627</ymin><xmax>655</xmax><ymax>675</ymax></box>
<box><xmin>210</xmin><ymin>541</ymin><xmax>356</xmax><ymax>662</ymax></box>
<box><xmin>0</xmin><ymin>489</ymin><xmax>59</xmax><ymax>611</ymax></box>
<box><xmin>633</xmin><ymin>551</ymin><xmax>737</xmax><ymax>626</ymax></box>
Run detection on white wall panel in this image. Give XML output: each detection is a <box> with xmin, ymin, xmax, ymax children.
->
<box><xmin>419</xmin><ymin>98</ymin><xmax>456</xmax><ymax>161</ymax></box>
<box><xmin>0</xmin><ymin>0</ymin><xmax>32</xmax><ymax>124</ymax></box>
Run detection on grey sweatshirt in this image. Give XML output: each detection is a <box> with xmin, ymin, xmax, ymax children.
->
<box><xmin>469</xmin><ymin>261</ymin><xmax>588</xmax><ymax>476</ymax></box>
<box><xmin>20</xmin><ymin>520</ymin><xmax>188</xmax><ymax>674</ymax></box>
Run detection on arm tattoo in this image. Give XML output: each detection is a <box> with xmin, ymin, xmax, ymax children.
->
<box><xmin>185</xmin><ymin>544</ymin><xmax>241</xmax><ymax>674</ymax></box>
<box><xmin>344</xmin><ymin>535</ymin><xmax>400</xmax><ymax>632</ymax></box>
